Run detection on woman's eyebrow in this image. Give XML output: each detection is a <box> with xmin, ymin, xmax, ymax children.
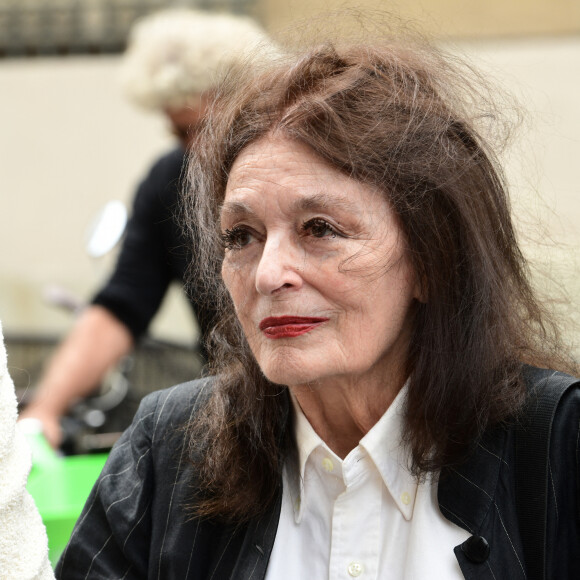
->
<box><xmin>219</xmin><ymin>191</ymin><xmax>359</xmax><ymax>221</ymax></box>
<box><xmin>294</xmin><ymin>192</ymin><xmax>358</xmax><ymax>214</ymax></box>
<box><xmin>219</xmin><ymin>200</ymin><xmax>255</xmax><ymax>220</ymax></box>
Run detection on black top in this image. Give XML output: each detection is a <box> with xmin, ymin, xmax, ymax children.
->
<box><xmin>92</xmin><ymin>147</ymin><xmax>216</xmax><ymax>353</ymax></box>
<box><xmin>55</xmin><ymin>368</ymin><xmax>580</xmax><ymax>579</ymax></box>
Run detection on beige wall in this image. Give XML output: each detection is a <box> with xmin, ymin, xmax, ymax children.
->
<box><xmin>257</xmin><ymin>0</ymin><xmax>580</xmax><ymax>37</ymax></box>
<box><xmin>1</xmin><ymin>33</ymin><xmax>579</xmax><ymax>352</ymax></box>
<box><xmin>0</xmin><ymin>56</ymin><xmax>196</xmax><ymax>343</ymax></box>
<box><xmin>461</xmin><ymin>38</ymin><xmax>580</xmax><ymax>354</ymax></box>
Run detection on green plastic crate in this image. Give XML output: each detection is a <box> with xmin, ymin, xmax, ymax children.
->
<box><xmin>25</xmin><ymin>431</ymin><xmax>108</xmax><ymax>568</ymax></box>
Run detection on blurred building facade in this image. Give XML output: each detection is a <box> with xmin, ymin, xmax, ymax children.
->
<box><xmin>0</xmin><ymin>0</ymin><xmax>255</xmax><ymax>56</ymax></box>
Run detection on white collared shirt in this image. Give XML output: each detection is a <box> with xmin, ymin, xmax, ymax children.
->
<box><xmin>265</xmin><ymin>386</ymin><xmax>470</xmax><ymax>580</ymax></box>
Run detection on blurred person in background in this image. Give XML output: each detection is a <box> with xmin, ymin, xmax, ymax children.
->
<box><xmin>20</xmin><ymin>8</ymin><xmax>274</xmax><ymax>448</ymax></box>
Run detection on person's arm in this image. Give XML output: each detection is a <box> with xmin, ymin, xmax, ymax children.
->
<box><xmin>22</xmin><ymin>149</ymin><xmax>186</xmax><ymax>449</ymax></box>
<box><xmin>20</xmin><ymin>305</ymin><xmax>133</xmax><ymax>448</ymax></box>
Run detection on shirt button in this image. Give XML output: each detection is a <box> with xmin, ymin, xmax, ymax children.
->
<box><xmin>347</xmin><ymin>561</ymin><xmax>364</xmax><ymax>577</ymax></box>
<box><xmin>401</xmin><ymin>491</ymin><xmax>411</xmax><ymax>505</ymax></box>
<box><xmin>294</xmin><ymin>496</ymin><xmax>301</xmax><ymax>511</ymax></box>
<box><xmin>321</xmin><ymin>457</ymin><xmax>334</xmax><ymax>472</ymax></box>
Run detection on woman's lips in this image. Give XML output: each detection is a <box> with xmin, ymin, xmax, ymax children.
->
<box><xmin>259</xmin><ymin>316</ymin><xmax>328</xmax><ymax>338</ymax></box>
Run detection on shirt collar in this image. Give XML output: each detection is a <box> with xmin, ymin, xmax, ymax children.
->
<box><xmin>289</xmin><ymin>382</ymin><xmax>417</xmax><ymax>523</ymax></box>
<box><xmin>288</xmin><ymin>393</ymin><xmax>323</xmax><ymax>520</ymax></box>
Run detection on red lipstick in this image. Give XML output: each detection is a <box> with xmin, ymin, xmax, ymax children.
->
<box><xmin>259</xmin><ymin>316</ymin><xmax>328</xmax><ymax>339</ymax></box>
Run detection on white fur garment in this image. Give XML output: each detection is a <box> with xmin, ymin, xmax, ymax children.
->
<box><xmin>0</xmin><ymin>321</ymin><xmax>54</xmax><ymax>579</ymax></box>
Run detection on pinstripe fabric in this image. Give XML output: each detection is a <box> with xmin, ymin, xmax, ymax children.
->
<box><xmin>439</xmin><ymin>369</ymin><xmax>580</xmax><ymax>579</ymax></box>
<box><xmin>56</xmin><ymin>378</ymin><xmax>283</xmax><ymax>580</ymax></box>
<box><xmin>56</xmin><ymin>369</ymin><xmax>580</xmax><ymax>579</ymax></box>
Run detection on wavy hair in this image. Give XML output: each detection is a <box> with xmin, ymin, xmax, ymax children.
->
<box><xmin>181</xmin><ymin>37</ymin><xmax>575</xmax><ymax>522</ymax></box>
<box><xmin>119</xmin><ymin>8</ymin><xmax>276</xmax><ymax>110</ymax></box>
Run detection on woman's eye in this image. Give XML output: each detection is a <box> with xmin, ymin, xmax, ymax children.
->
<box><xmin>302</xmin><ymin>218</ymin><xmax>339</xmax><ymax>239</ymax></box>
<box><xmin>220</xmin><ymin>226</ymin><xmax>255</xmax><ymax>250</ymax></box>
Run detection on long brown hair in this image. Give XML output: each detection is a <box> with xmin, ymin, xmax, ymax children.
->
<box><xmin>182</xmin><ymin>39</ymin><xmax>575</xmax><ymax>522</ymax></box>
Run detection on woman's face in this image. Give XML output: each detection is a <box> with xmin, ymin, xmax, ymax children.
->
<box><xmin>220</xmin><ymin>135</ymin><xmax>421</xmax><ymax>388</ymax></box>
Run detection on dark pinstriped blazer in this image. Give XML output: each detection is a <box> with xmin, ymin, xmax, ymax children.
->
<box><xmin>56</xmin><ymin>369</ymin><xmax>580</xmax><ymax>579</ymax></box>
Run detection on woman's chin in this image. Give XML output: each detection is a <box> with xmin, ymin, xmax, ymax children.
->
<box><xmin>251</xmin><ymin>337</ymin><xmax>341</xmax><ymax>387</ymax></box>
<box><xmin>258</xmin><ymin>353</ymin><xmax>322</xmax><ymax>387</ymax></box>
<box><xmin>261</xmin><ymin>365</ymin><xmax>314</xmax><ymax>387</ymax></box>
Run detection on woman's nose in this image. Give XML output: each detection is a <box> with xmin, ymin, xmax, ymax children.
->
<box><xmin>255</xmin><ymin>235</ymin><xmax>304</xmax><ymax>296</ymax></box>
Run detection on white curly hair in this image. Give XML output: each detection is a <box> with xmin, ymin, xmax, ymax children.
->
<box><xmin>119</xmin><ymin>8</ymin><xmax>275</xmax><ymax>110</ymax></box>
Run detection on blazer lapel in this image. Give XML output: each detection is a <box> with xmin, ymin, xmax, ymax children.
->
<box><xmin>438</xmin><ymin>425</ymin><xmax>527</xmax><ymax>579</ymax></box>
<box><xmin>228</xmin><ymin>490</ymin><xmax>283</xmax><ymax>580</ymax></box>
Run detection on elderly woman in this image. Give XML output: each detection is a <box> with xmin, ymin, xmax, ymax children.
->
<box><xmin>57</xmin><ymin>39</ymin><xmax>579</xmax><ymax>579</ymax></box>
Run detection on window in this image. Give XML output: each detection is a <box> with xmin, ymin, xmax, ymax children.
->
<box><xmin>0</xmin><ymin>0</ymin><xmax>255</xmax><ymax>57</ymax></box>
